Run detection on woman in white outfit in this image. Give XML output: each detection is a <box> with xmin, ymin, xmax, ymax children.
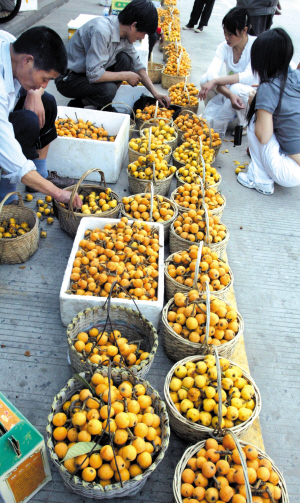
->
<box><xmin>238</xmin><ymin>28</ymin><xmax>300</xmax><ymax>195</ymax></box>
<box><xmin>198</xmin><ymin>7</ymin><xmax>258</xmax><ymax>138</ymax></box>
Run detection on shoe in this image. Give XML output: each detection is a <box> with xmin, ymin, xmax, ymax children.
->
<box><xmin>26</xmin><ymin>172</ymin><xmax>76</xmax><ymax>193</ymax></box>
<box><xmin>194</xmin><ymin>26</ymin><xmax>203</xmax><ymax>33</ymax></box>
<box><xmin>237</xmin><ymin>172</ymin><xmax>274</xmax><ymax>195</ymax></box>
<box><xmin>231</xmin><ymin>127</ymin><xmax>247</xmax><ymax>136</ymax></box>
<box><xmin>183</xmin><ymin>25</ymin><xmax>194</xmax><ymax>30</ymax></box>
<box><xmin>67</xmin><ymin>98</ymin><xmax>84</xmax><ymax>108</ymax></box>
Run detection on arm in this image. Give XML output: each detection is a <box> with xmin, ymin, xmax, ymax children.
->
<box><xmin>199</xmin><ymin>73</ymin><xmax>239</xmax><ymax>100</ymax></box>
<box><xmin>216</xmin><ymin>83</ymin><xmax>245</xmax><ymax>110</ymax></box>
<box><xmin>23</xmin><ymin>88</ymin><xmax>45</xmax><ymax>128</ymax></box>
<box><xmin>21</xmin><ymin>171</ymin><xmax>82</xmax><ymax>207</ymax></box>
<box><xmin>137</xmin><ymin>68</ymin><xmax>171</xmax><ymax>107</ymax></box>
<box><xmin>95</xmin><ymin>70</ymin><xmax>141</xmax><ymax>86</ymax></box>
<box><xmin>255</xmin><ymin>109</ymin><xmax>273</xmax><ymax>144</ymax></box>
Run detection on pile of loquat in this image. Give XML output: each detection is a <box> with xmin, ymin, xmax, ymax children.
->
<box><xmin>122</xmin><ymin>194</ymin><xmax>175</xmax><ymax>223</ymax></box>
<box><xmin>172</xmin><ymin>183</ymin><xmax>225</xmax><ymax>212</ymax></box>
<box><xmin>55</xmin><ymin>117</ymin><xmax>116</xmax><ymax>141</ymax></box>
<box><xmin>129</xmin><ymin>135</ymin><xmax>171</xmax><ymax>158</ymax></box>
<box><xmin>169</xmin><ymin>82</ymin><xmax>199</xmax><ymax>107</ymax></box>
<box><xmin>173</xmin><ymin>209</ymin><xmax>227</xmax><ymax>244</ymax></box>
<box><xmin>173</xmin><ymin>140</ymin><xmax>215</xmax><ymax>165</ymax></box>
<box><xmin>135</xmin><ymin>105</ymin><xmax>174</xmax><ymax>122</ymax></box>
<box><xmin>128</xmin><ymin>153</ymin><xmax>176</xmax><ymax>180</ymax></box>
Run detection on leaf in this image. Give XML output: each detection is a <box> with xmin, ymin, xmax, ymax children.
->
<box><xmin>73</xmin><ymin>374</ymin><xmax>95</xmax><ymax>395</ymax></box>
<box><xmin>62</xmin><ymin>442</ymin><xmax>101</xmax><ymax>461</ymax></box>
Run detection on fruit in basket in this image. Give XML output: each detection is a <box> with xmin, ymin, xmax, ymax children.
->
<box><xmin>128</xmin><ymin>153</ymin><xmax>176</xmax><ymax>180</ymax></box>
<box><xmin>174</xmin><ymin>113</ymin><xmax>222</xmax><ymax>149</ymax></box>
<box><xmin>129</xmin><ymin>135</ymin><xmax>171</xmax><ymax>157</ymax></box>
<box><xmin>177</xmin><ymin>163</ymin><xmax>220</xmax><ymax>186</ymax></box>
<box><xmin>135</xmin><ymin>105</ymin><xmax>174</xmax><ymax>121</ymax></box>
<box><xmin>0</xmin><ymin>218</ymin><xmax>31</xmax><ymax>239</ymax></box>
<box><xmin>173</xmin><ymin>140</ymin><xmax>215</xmax><ymax>165</ymax></box>
<box><xmin>52</xmin><ymin>371</ymin><xmax>163</xmax><ymax>485</ymax></box>
<box><xmin>163</xmin><ymin>54</ymin><xmax>190</xmax><ymax>76</ymax></box>
<box><xmin>69</xmin><ymin>218</ymin><xmax>159</xmax><ymax>301</ymax></box>
<box><xmin>55</xmin><ymin>117</ymin><xmax>116</xmax><ymax>141</ymax></box>
<box><xmin>59</xmin><ymin>189</ymin><xmax>118</xmax><ymax>214</ymax></box>
<box><xmin>72</xmin><ymin>327</ymin><xmax>150</xmax><ymax>368</ymax></box>
<box><xmin>142</xmin><ymin>120</ymin><xmax>177</xmax><ymax>144</ymax></box>
<box><xmin>166</xmin><ymin>245</ymin><xmax>231</xmax><ymax>294</ymax></box>
<box><xmin>180</xmin><ymin>437</ymin><xmax>282</xmax><ymax>502</ymax></box>
<box><xmin>167</xmin><ymin>290</ymin><xmax>237</xmax><ymax>346</ymax></box>
<box><xmin>169</xmin><ymin>82</ymin><xmax>199</xmax><ymax>107</ymax></box>
<box><xmin>169</xmin><ymin>355</ymin><xmax>253</xmax><ymax>429</ymax></box>
<box><xmin>123</xmin><ymin>193</ymin><xmax>175</xmax><ymax>222</ymax></box>
<box><xmin>173</xmin><ymin>183</ymin><xmax>224</xmax><ymax>211</ymax></box>
<box><xmin>173</xmin><ymin>209</ymin><xmax>227</xmax><ymax>244</ymax></box>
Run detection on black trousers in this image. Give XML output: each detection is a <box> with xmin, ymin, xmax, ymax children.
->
<box><xmin>248</xmin><ymin>14</ymin><xmax>274</xmax><ymax>36</ymax></box>
<box><xmin>188</xmin><ymin>0</ymin><xmax>215</xmax><ymax>28</ymax></box>
<box><xmin>55</xmin><ymin>52</ymin><xmax>132</xmax><ymax>109</ymax></box>
<box><xmin>148</xmin><ymin>32</ymin><xmax>159</xmax><ymax>61</ymax></box>
<box><xmin>10</xmin><ymin>91</ymin><xmax>57</xmax><ymax>160</ymax></box>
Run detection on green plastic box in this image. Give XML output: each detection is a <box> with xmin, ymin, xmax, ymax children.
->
<box><xmin>0</xmin><ymin>393</ymin><xmax>51</xmax><ymax>503</ymax></box>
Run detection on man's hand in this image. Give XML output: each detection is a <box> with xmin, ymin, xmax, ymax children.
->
<box><xmin>198</xmin><ymin>79</ymin><xmax>216</xmax><ymax>100</ymax></box>
<box><xmin>24</xmin><ymin>89</ymin><xmax>45</xmax><ymax>129</ymax></box>
<box><xmin>56</xmin><ymin>189</ymin><xmax>83</xmax><ymax>208</ymax></box>
<box><xmin>154</xmin><ymin>93</ymin><xmax>171</xmax><ymax>107</ymax></box>
<box><xmin>125</xmin><ymin>72</ymin><xmax>141</xmax><ymax>87</ymax></box>
<box><xmin>275</xmin><ymin>0</ymin><xmax>282</xmax><ymax>14</ymax></box>
<box><xmin>230</xmin><ymin>94</ymin><xmax>245</xmax><ymax>110</ymax></box>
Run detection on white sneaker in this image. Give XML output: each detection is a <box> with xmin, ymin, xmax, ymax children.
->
<box><xmin>237</xmin><ymin>172</ymin><xmax>274</xmax><ymax>195</ymax></box>
<box><xmin>183</xmin><ymin>25</ymin><xmax>194</xmax><ymax>30</ymax></box>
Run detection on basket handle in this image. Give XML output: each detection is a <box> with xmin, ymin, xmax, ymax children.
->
<box><xmin>225</xmin><ymin>430</ymin><xmax>253</xmax><ymax>502</ymax></box>
<box><xmin>199</xmin><ymin>116</ymin><xmax>212</xmax><ymax>149</ymax></box>
<box><xmin>144</xmin><ymin>182</ymin><xmax>155</xmax><ymax>222</ymax></box>
<box><xmin>0</xmin><ymin>192</ymin><xmax>24</xmax><ymax>213</ymax></box>
<box><xmin>68</xmin><ymin>168</ymin><xmax>106</xmax><ymax>214</ymax></box>
<box><xmin>213</xmin><ymin>346</ymin><xmax>224</xmax><ymax>434</ymax></box>
<box><xmin>202</xmin><ymin>203</ymin><xmax>211</xmax><ymax>246</ymax></box>
<box><xmin>192</xmin><ymin>240</ymin><xmax>203</xmax><ymax>290</ymax></box>
<box><xmin>101</xmin><ymin>101</ymin><xmax>136</xmax><ymax>122</ymax></box>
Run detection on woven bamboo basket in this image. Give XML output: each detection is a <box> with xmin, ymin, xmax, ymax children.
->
<box><xmin>54</xmin><ymin>169</ymin><xmax>121</xmax><ymax>238</ymax></box>
<box><xmin>170</xmin><ymin>186</ymin><xmax>226</xmax><ymax>219</ymax></box>
<box><xmin>162</xmin><ymin>289</ymin><xmax>241</xmax><ymax>361</ymax></box>
<box><xmin>46</xmin><ymin>369</ymin><xmax>170</xmax><ymax>499</ymax></box>
<box><xmin>147</xmin><ymin>62</ymin><xmax>165</xmax><ymax>83</ymax></box>
<box><xmin>164</xmin><ymin>354</ymin><xmax>260</xmax><ymax>442</ymax></box>
<box><xmin>140</xmin><ymin>119</ymin><xmax>178</xmax><ymax>151</ymax></box>
<box><xmin>161</xmin><ymin>71</ymin><xmax>190</xmax><ymax>90</ymax></box>
<box><xmin>212</xmin><ymin>142</ymin><xmax>222</xmax><ymax>158</ymax></box>
<box><xmin>175</xmin><ymin>168</ymin><xmax>222</xmax><ymax>192</ymax></box>
<box><xmin>173</xmin><ymin>435</ymin><xmax>289</xmax><ymax>503</ymax></box>
<box><xmin>101</xmin><ymin>102</ymin><xmax>136</xmax><ymax>139</ymax></box>
<box><xmin>0</xmin><ymin>192</ymin><xmax>39</xmax><ymax>264</ymax></box>
<box><xmin>127</xmin><ymin>168</ymin><xmax>175</xmax><ymax>197</ymax></box>
<box><xmin>175</xmin><ymin>109</ymin><xmax>199</xmax><ymax>145</ymax></box>
<box><xmin>128</xmin><ymin>144</ymin><xmax>172</xmax><ymax>164</ymax></box>
<box><xmin>67</xmin><ymin>304</ymin><xmax>158</xmax><ymax>378</ymax></box>
<box><xmin>169</xmin><ymin>202</ymin><xmax>229</xmax><ymax>258</ymax></box>
<box><xmin>164</xmin><ymin>248</ymin><xmax>234</xmax><ymax>302</ymax></box>
<box><xmin>120</xmin><ymin>190</ymin><xmax>178</xmax><ymax>241</ymax></box>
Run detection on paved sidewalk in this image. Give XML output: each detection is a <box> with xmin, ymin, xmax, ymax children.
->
<box><xmin>1</xmin><ymin>0</ymin><xmax>300</xmax><ymax>502</ymax></box>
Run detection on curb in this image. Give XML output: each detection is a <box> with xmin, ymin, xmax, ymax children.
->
<box><xmin>1</xmin><ymin>0</ymin><xmax>69</xmax><ymax>36</ymax></box>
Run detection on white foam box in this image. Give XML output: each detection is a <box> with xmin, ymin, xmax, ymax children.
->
<box><xmin>20</xmin><ymin>0</ymin><xmax>37</xmax><ymax>12</ymax></box>
<box><xmin>47</xmin><ymin>107</ymin><xmax>130</xmax><ymax>183</ymax></box>
<box><xmin>60</xmin><ymin>217</ymin><xmax>164</xmax><ymax>329</ymax></box>
<box><xmin>113</xmin><ymin>85</ymin><xmax>151</xmax><ymax>113</ymax></box>
<box><xmin>67</xmin><ymin>14</ymin><xmax>99</xmax><ymax>39</ymax></box>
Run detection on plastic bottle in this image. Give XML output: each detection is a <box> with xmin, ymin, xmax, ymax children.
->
<box><xmin>103</xmin><ymin>7</ymin><xmax>110</xmax><ymax>16</ymax></box>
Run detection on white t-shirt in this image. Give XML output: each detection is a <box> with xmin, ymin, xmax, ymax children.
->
<box><xmin>200</xmin><ymin>35</ymin><xmax>258</xmax><ymax>87</ymax></box>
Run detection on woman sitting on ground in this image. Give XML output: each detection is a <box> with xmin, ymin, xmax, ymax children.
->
<box><xmin>237</xmin><ymin>28</ymin><xmax>300</xmax><ymax>195</ymax></box>
<box><xmin>198</xmin><ymin>7</ymin><xmax>258</xmax><ymax>138</ymax></box>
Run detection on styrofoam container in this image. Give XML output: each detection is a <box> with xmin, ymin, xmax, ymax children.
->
<box><xmin>47</xmin><ymin>107</ymin><xmax>130</xmax><ymax>183</ymax></box>
<box><xmin>113</xmin><ymin>85</ymin><xmax>151</xmax><ymax>113</ymax></box>
<box><xmin>60</xmin><ymin>217</ymin><xmax>164</xmax><ymax>328</ymax></box>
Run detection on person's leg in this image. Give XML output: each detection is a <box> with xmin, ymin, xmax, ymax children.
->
<box><xmin>197</xmin><ymin>0</ymin><xmax>215</xmax><ymax>28</ymax></box>
<box><xmin>148</xmin><ymin>32</ymin><xmax>159</xmax><ymax>61</ymax></box>
<box><xmin>248</xmin><ymin>14</ymin><xmax>273</xmax><ymax>36</ymax></box>
<box><xmin>244</xmin><ymin>117</ymin><xmax>274</xmax><ymax>187</ymax></box>
<box><xmin>184</xmin><ymin>0</ymin><xmax>206</xmax><ymax>28</ymax></box>
<box><xmin>260</xmin><ymin>137</ymin><xmax>300</xmax><ymax>187</ymax></box>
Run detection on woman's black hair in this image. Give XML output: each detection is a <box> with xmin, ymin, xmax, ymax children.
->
<box><xmin>222</xmin><ymin>7</ymin><xmax>250</xmax><ymax>36</ymax></box>
<box><xmin>118</xmin><ymin>0</ymin><xmax>158</xmax><ymax>35</ymax></box>
<box><xmin>247</xmin><ymin>28</ymin><xmax>294</xmax><ymax>123</ymax></box>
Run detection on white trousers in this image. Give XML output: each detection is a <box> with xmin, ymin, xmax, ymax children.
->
<box><xmin>247</xmin><ymin>117</ymin><xmax>300</xmax><ymax>188</ymax></box>
<box><xmin>203</xmin><ymin>83</ymin><xmax>253</xmax><ymax>138</ymax></box>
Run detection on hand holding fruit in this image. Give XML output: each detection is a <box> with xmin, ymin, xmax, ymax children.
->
<box><xmin>155</xmin><ymin>93</ymin><xmax>171</xmax><ymax>108</ymax></box>
<box><xmin>57</xmin><ymin>190</ymin><xmax>83</xmax><ymax>209</ymax></box>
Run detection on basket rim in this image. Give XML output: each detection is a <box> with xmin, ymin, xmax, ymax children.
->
<box><xmin>53</xmin><ymin>184</ymin><xmax>121</xmax><ymax>218</ymax></box>
<box><xmin>66</xmin><ymin>304</ymin><xmax>159</xmax><ymax>374</ymax></box>
<box><xmin>164</xmin><ymin>354</ymin><xmax>261</xmax><ymax>437</ymax></box>
<box><xmin>170</xmin><ymin>186</ymin><xmax>226</xmax><ymax>215</ymax></box>
<box><xmin>127</xmin><ymin>167</ymin><xmax>175</xmax><ymax>185</ymax></box>
<box><xmin>173</xmin><ymin>437</ymin><xmax>289</xmax><ymax>503</ymax></box>
<box><xmin>161</xmin><ymin>69</ymin><xmax>191</xmax><ymax>78</ymax></box>
<box><xmin>46</xmin><ymin>369</ymin><xmax>170</xmax><ymax>495</ymax></box>
<box><xmin>120</xmin><ymin>192</ymin><xmax>178</xmax><ymax>226</ymax></box>
<box><xmin>0</xmin><ymin>206</ymin><xmax>38</xmax><ymax>242</ymax></box>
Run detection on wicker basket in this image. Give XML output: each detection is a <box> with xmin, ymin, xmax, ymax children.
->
<box><xmin>169</xmin><ymin>202</ymin><xmax>229</xmax><ymax>258</ymax></box>
<box><xmin>121</xmin><ymin>190</ymin><xmax>178</xmax><ymax>241</ymax></box>
<box><xmin>67</xmin><ymin>304</ymin><xmax>158</xmax><ymax>378</ymax></box>
<box><xmin>164</xmin><ymin>354</ymin><xmax>260</xmax><ymax>442</ymax></box>
<box><xmin>164</xmin><ymin>249</ymin><xmax>234</xmax><ymax>302</ymax></box>
<box><xmin>162</xmin><ymin>291</ymin><xmax>242</xmax><ymax>361</ymax></box>
<box><xmin>170</xmin><ymin>186</ymin><xmax>226</xmax><ymax>219</ymax></box>
<box><xmin>0</xmin><ymin>192</ymin><xmax>39</xmax><ymax>264</ymax></box>
<box><xmin>128</xmin><ymin>144</ymin><xmax>172</xmax><ymax>164</ymax></box>
<box><xmin>46</xmin><ymin>369</ymin><xmax>170</xmax><ymax>499</ymax></box>
<box><xmin>174</xmin><ymin>109</ymin><xmax>199</xmax><ymax>145</ymax></box>
<box><xmin>54</xmin><ymin>169</ymin><xmax>121</xmax><ymax>238</ymax></box>
<box><xmin>101</xmin><ymin>102</ymin><xmax>136</xmax><ymax>139</ymax></box>
<box><xmin>140</xmin><ymin>119</ymin><xmax>178</xmax><ymax>151</ymax></box>
<box><xmin>127</xmin><ymin>168</ymin><xmax>175</xmax><ymax>197</ymax></box>
<box><xmin>173</xmin><ymin>436</ymin><xmax>289</xmax><ymax>503</ymax></box>
<box><xmin>147</xmin><ymin>62</ymin><xmax>165</xmax><ymax>83</ymax></box>
<box><xmin>161</xmin><ymin>71</ymin><xmax>190</xmax><ymax>90</ymax></box>
<box><xmin>175</xmin><ymin>168</ymin><xmax>222</xmax><ymax>192</ymax></box>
